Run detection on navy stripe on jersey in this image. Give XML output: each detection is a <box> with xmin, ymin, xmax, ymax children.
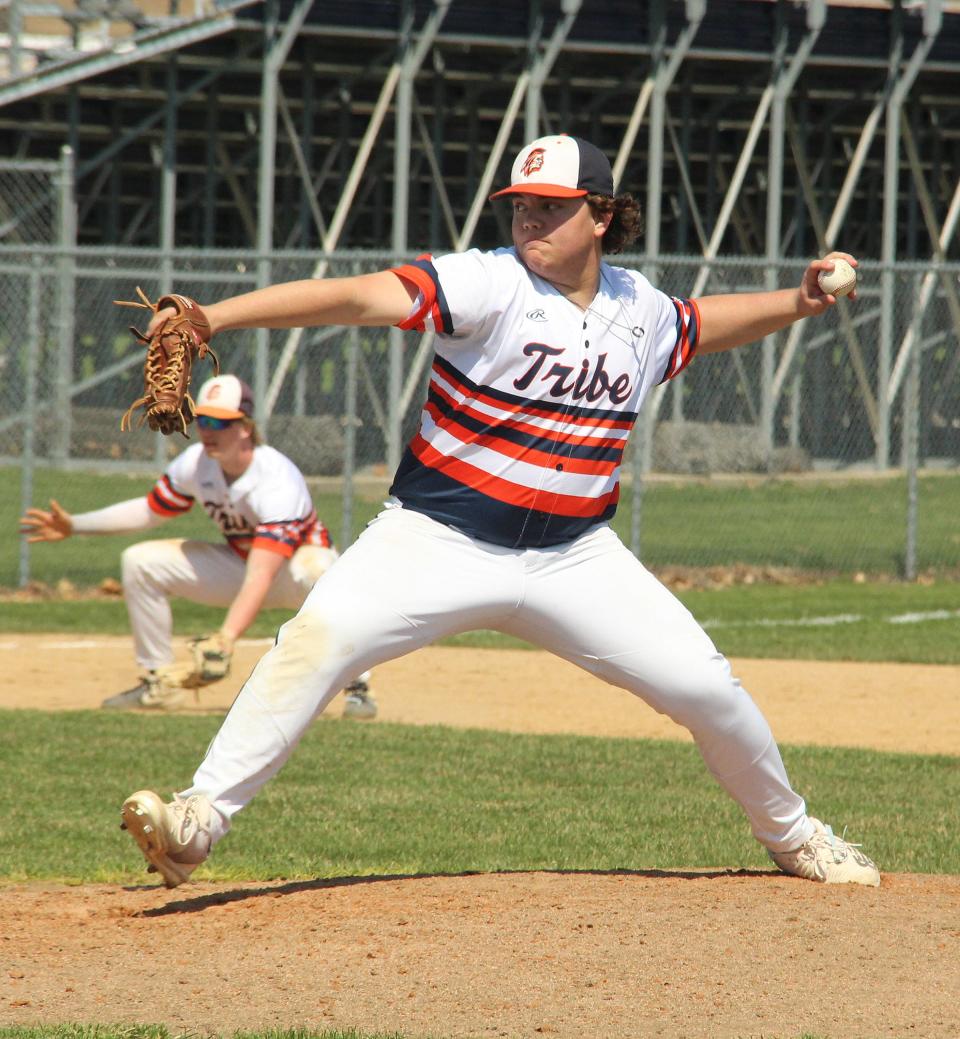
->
<box><xmin>222</xmin><ymin>512</ymin><xmax>331</xmax><ymax>560</ymax></box>
<box><xmin>252</xmin><ymin>510</ymin><xmax>331</xmax><ymax>555</ymax></box>
<box><xmin>225</xmin><ymin>531</ymin><xmax>255</xmax><ymax>554</ymax></box>
<box><xmin>426</xmin><ymin>382</ymin><xmax>624</xmax><ymax>465</ymax></box>
<box><xmin>254</xmin><ymin>527</ymin><xmax>300</xmax><ymax>550</ymax></box>
<box><xmin>404</xmin><ymin>258</ymin><xmax>454</xmax><ymax>334</ymax></box>
<box><xmin>148</xmin><ymin>474</ymin><xmax>194</xmax><ymax>516</ymax></box>
<box><xmin>657</xmin><ymin>296</ymin><xmax>700</xmax><ymax>384</ymax></box>
<box><xmin>389</xmin><ymin>449</ymin><xmax>618</xmax><ymax>549</ymax></box>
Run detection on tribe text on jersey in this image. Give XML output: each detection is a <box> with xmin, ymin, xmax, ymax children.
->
<box><xmin>390</xmin><ymin>248</ymin><xmax>699</xmax><ymax>549</ymax></box>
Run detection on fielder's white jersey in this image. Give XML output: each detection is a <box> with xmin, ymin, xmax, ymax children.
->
<box><xmin>147</xmin><ymin>442</ymin><xmax>331</xmax><ymax>559</ymax></box>
<box><xmin>389</xmin><ymin>247</ymin><xmax>700</xmax><ymax>548</ymax></box>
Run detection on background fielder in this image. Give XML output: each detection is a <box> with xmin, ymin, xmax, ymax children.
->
<box><xmin>19</xmin><ymin>373</ymin><xmax>376</xmax><ymax>720</ymax></box>
<box><xmin>118</xmin><ymin>133</ymin><xmax>879</xmax><ymax>889</ymax></box>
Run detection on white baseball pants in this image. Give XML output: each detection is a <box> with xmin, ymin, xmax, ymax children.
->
<box><xmin>186</xmin><ymin>506</ymin><xmax>814</xmax><ymax>854</ymax></box>
<box><xmin>121</xmin><ymin>538</ymin><xmax>339</xmax><ymax>670</ymax></box>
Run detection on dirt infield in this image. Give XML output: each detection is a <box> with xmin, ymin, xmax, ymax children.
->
<box><xmin>3</xmin><ymin>633</ymin><xmax>959</xmax><ymax>754</ymax></box>
<box><xmin>2</xmin><ymin>635</ymin><xmax>959</xmax><ymax>1038</ymax></box>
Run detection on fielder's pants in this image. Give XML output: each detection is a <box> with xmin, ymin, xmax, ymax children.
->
<box><xmin>121</xmin><ymin>538</ymin><xmax>339</xmax><ymax>670</ymax></box>
<box><xmin>184</xmin><ymin>507</ymin><xmax>814</xmax><ymax>853</ymax></box>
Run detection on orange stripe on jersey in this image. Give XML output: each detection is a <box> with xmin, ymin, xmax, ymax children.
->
<box><xmin>390</xmin><ymin>257</ymin><xmax>454</xmax><ymax>334</ymax></box>
<box><xmin>659</xmin><ymin>296</ymin><xmax>701</xmax><ymax>383</ymax></box>
<box><xmin>391</xmin><ymin>264</ymin><xmax>435</xmax><ymax>331</ymax></box>
<box><xmin>252</xmin><ymin>510</ymin><xmax>330</xmax><ymax>558</ymax></box>
<box><xmin>147</xmin><ymin>475</ymin><xmax>193</xmax><ymax>516</ymax></box>
<box><xmin>410</xmin><ymin>434</ymin><xmax>618</xmax><ymax>518</ymax></box>
<box><xmin>424</xmin><ymin>401</ymin><xmax>620</xmax><ymax>477</ymax></box>
<box><xmin>429</xmin><ymin>378</ymin><xmax>627</xmax><ymax>453</ymax></box>
<box><xmin>251</xmin><ymin>535</ymin><xmax>296</xmax><ymax>558</ymax></box>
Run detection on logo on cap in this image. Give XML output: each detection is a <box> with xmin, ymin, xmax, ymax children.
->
<box><xmin>521</xmin><ymin>149</ymin><xmax>546</xmax><ymax>178</ymax></box>
<box><xmin>195</xmin><ymin>374</ymin><xmax>254</xmax><ymax>419</ymax></box>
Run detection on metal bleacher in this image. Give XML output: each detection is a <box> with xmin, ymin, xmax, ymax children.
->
<box><xmin>0</xmin><ymin>1</ymin><xmax>256</xmax><ymax>89</ymax></box>
<box><xmin>0</xmin><ymin>1</ymin><xmax>957</xmax><ymax>495</ymax></box>
<box><xmin>0</xmin><ymin>0</ymin><xmax>958</xmax><ymax>260</ymax></box>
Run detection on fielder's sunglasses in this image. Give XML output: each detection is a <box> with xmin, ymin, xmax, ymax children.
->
<box><xmin>196</xmin><ymin>415</ymin><xmax>237</xmax><ymax>431</ymax></box>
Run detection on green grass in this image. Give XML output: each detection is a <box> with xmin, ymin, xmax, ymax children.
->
<box><xmin>0</xmin><ymin>711</ymin><xmax>956</xmax><ymax>886</ymax></box>
<box><xmin>683</xmin><ymin>581</ymin><xmax>960</xmax><ymax>663</ymax></box>
<box><xmin>632</xmin><ymin>472</ymin><xmax>960</xmax><ymax>573</ymax></box>
<box><xmin>5</xmin><ymin>467</ymin><xmax>960</xmax><ymax>588</ymax></box>
<box><xmin>442</xmin><ymin>580</ymin><xmax>960</xmax><ymax>663</ymax></box>
<box><xmin>3</xmin><ymin>465</ymin><xmax>958</xmax><ymax>662</ymax></box>
<box><xmin>1</xmin><ymin>576</ymin><xmax>957</xmax><ymax>663</ymax></box>
<box><xmin>4</xmin><ymin>431</ymin><xmax>953</xmax><ymax>1039</ymax></box>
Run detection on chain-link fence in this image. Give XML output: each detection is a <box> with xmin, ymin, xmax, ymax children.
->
<box><xmin>3</xmin><ymin>240</ymin><xmax>959</xmax><ymax>585</ymax></box>
<box><xmin>0</xmin><ymin>159</ymin><xmax>61</xmax><ymax>245</ymax></box>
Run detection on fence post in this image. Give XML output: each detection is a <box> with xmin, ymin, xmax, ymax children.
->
<box><xmin>903</xmin><ymin>272</ymin><xmax>922</xmax><ymax>581</ymax></box>
<box><xmin>52</xmin><ymin>145</ymin><xmax>77</xmax><ymax>466</ymax></box>
<box><xmin>342</xmin><ymin>325</ymin><xmax>359</xmax><ymax>549</ymax></box>
<box><xmin>156</xmin><ymin>62</ymin><xmax>178</xmax><ymax>470</ymax></box>
<box><xmin>8</xmin><ymin>0</ymin><xmax>23</xmax><ymax>76</ymax></box>
<box><xmin>20</xmin><ymin>256</ymin><xmax>43</xmax><ymax>587</ymax></box>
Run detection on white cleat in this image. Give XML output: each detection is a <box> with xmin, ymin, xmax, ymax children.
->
<box><xmin>769</xmin><ymin>818</ymin><xmax>881</xmax><ymax>886</ymax></box>
<box><xmin>120</xmin><ymin>789</ymin><xmax>213</xmax><ymax>888</ymax></box>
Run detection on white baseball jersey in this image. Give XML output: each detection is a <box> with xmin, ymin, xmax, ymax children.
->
<box><xmin>182</xmin><ymin>248</ymin><xmax>816</xmax><ymax>859</ymax></box>
<box><xmin>388</xmin><ymin>247</ymin><xmax>699</xmax><ymax>547</ymax></box>
<box><xmin>147</xmin><ymin>442</ymin><xmax>331</xmax><ymax>559</ymax></box>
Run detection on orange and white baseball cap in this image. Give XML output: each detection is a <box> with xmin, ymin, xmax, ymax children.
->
<box><xmin>489</xmin><ymin>134</ymin><xmax>614</xmax><ymax>200</ymax></box>
<box><xmin>194</xmin><ymin>374</ymin><xmax>254</xmax><ymax>420</ymax></box>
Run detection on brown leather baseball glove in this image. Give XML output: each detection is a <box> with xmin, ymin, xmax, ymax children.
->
<box><xmin>182</xmin><ymin>633</ymin><xmax>233</xmax><ymax>688</ymax></box>
<box><xmin>117</xmin><ymin>287</ymin><xmax>220</xmax><ymax>437</ymax></box>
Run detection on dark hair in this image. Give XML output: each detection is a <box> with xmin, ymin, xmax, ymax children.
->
<box><xmin>587</xmin><ymin>192</ymin><xmax>643</xmax><ymax>254</ymax></box>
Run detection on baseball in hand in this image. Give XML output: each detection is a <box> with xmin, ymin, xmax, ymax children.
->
<box><xmin>818</xmin><ymin>258</ymin><xmax>857</xmax><ymax>298</ymax></box>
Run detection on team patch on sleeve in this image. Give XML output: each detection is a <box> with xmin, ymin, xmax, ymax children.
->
<box><xmin>658</xmin><ymin>296</ymin><xmax>701</xmax><ymax>384</ymax></box>
<box><xmin>390</xmin><ymin>255</ymin><xmax>454</xmax><ymax>334</ymax></box>
<box><xmin>147</xmin><ymin>474</ymin><xmax>194</xmax><ymax>516</ymax></box>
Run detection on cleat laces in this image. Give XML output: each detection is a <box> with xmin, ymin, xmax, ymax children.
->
<box><xmin>815</xmin><ymin>823</ymin><xmax>863</xmax><ymax>863</ymax></box>
<box><xmin>170</xmin><ymin>794</ymin><xmax>207</xmax><ymax>849</ymax></box>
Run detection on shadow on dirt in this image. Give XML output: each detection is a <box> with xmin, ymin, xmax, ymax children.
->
<box><xmin>133</xmin><ymin>866</ymin><xmax>778</xmax><ymax>916</ymax></box>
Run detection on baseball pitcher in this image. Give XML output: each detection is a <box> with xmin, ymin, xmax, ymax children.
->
<box><xmin>116</xmin><ymin>135</ymin><xmax>878</xmax><ymax>889</ymax></box>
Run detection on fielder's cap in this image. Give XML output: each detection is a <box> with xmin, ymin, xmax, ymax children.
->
<box><xmin>195</xmin><ymin>374</ymin><xmax>254</xmax><ymax>420</ymax></box>
<box><xmin>489</xmin><ymin>134</ymin><xmax>614</xmax><ymax>200</ymax></box>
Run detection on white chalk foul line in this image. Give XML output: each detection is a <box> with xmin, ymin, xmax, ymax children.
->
<box><xmin>702</xmin><ymin>613</ymin><xmax>862</xmax><ymax>630</ymax></box>
<box><xmin>0</xmin><ymin>637</ymin><xmax>278</xmax><ymax>651</ymax></box>
<box><xmin>702</xmin><ymin>608</ymin><xmax>960</xmax><ymax>631</ymax></box>
<box><xmin>888</xmin><ymin>608</ymin><xmax>960</xmax><ymax>624</ymax></box>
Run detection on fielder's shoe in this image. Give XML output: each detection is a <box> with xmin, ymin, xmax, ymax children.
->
<box><xmin>342</xmin><ymin>678</ymin><xmax>378</xmax><ymax>720</ymax></box>
<box><xmin>102</xmin><ymin>671</ymin><xmax>186</xmax><ymax>711</ymax></box>
<box><xmin>769</xmin><ymin>818</ymin><xmax>880</xmax><ymax>886</ymax></box>
<box><xmin>120</xmin><ymin>789</ymin><xmax>212</xmax><ymax>888</ymax></box>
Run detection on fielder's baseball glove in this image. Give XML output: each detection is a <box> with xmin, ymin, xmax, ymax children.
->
<box><xmin>183</xmin><ymin>633</ymin><xmax>233</xmax><ymax>687</ymax></box>
<box><xmin>116</xmin><ymin>287</ymin><xmax>220</xmax><ymax>437</ymax></box>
